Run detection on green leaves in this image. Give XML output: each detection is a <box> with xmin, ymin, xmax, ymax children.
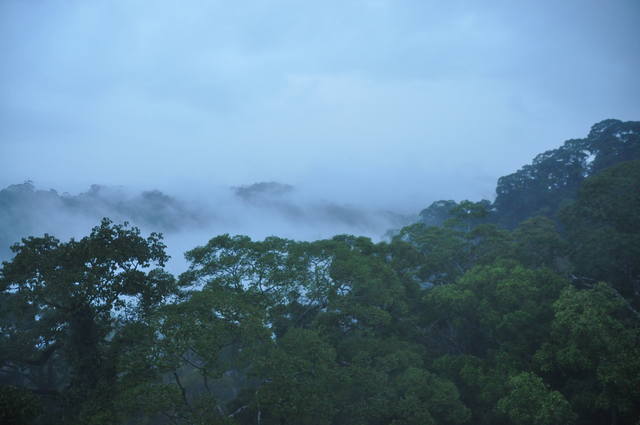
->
<box><xmin>534</xmin><ymin>283</ymin><xmax>640</xmax><ymax>422</ymax></box>
<box><xmin>0</xmin><ymin>218</ymin><xmax>178</xmax><ymax>424</ymax></box>
<box><xmin>253</xmin><ymin>328</ymin><xmax>339</xmax><ymax>425</ymax></box>
<box><xmin>423</xmin><ymin>261</ymin><xmax>568</xmax><ymax>360</ymax></box>
<box><xmin>0</xmin><ymin>385</ymin><xmax>42</xmax><ymax>425</ymax></box>
<box><xmin>115</xmin><ymin>284</ymin><xmax>268</xmax><ymax>425</ymax></box>
<box><xmin>497</xmin><ymin>372</ymin><xmax>576</xmax><ymax>425</ymax></box>
<box><xmin>1</xmin><ymin>218</ymin><xmax>175</xmax><ymax>317</ymax></box>
<box><xmin>561</xmin><ymin>160</ymin><xmax>640</xmax><ymax>304</ymax></box>
<box><xmin>492</xmin><ymin>120</ymin><xmax>640</xmax><ymax>228</ymax></box>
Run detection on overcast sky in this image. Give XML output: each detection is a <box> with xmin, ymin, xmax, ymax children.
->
<box><xmin>1</xmin><ymin>0</ymin><xmax>639</xmax><ymax>211</ymax></box>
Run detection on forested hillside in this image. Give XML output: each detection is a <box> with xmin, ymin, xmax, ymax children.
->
<box><xmin>418</xmin><ymin>119</ymin><xmax>640</xmax><ymax>229</ymax></box>
<box><xmin>1</xmin><ymin>120</ymin><xmax>639</xmax><ymax>425</ymax></box>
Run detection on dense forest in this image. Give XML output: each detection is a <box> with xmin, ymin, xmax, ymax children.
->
<box><xmin>1</xmin><ymin>119</ymin><xmax>639</xmax><ymax>425</ymax></box>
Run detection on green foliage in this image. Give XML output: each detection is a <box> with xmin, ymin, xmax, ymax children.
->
<box><xmin>511</xmin><ymin>216</ymin><xmax>568</xmax><ymax>270</ymax></box>
<box><xmin>0</xmin><ymin>218</ymin><xmax>178</xmax><ymax>424</ymax></box>
<box><xmin>252</xmin><ymin>328</ymin><xmax>339</xmax><ymax>425</ymax></box>
<box><xmin>535</xmin><ymin>283</ymin><xmax>640</xmax><ymax>423</ymax></box>
<box><xmin>446</xmin><ymin>200</ymin><xmax>491</xmax><ymax>231</ymax></box>
<box><xmin>418</xmin><ymin>200</ymin><xmax>458</xmax><ymax>227</ymax></box>
<box><xmin>432</xmin><ymin>355</ymin><xmax>508</xmax><ymax>425</ymax></box>
<box><xmin>418</xmin><ymin>199</ymin><xmax>492</xmax><ymax>231</ymax></box>
<box><xmin>396</xmin><ymin>223</ymin><xmax>470</xmax><ymax>285</ymax></box>
<box><xmin>497</xmin><ymin>372</ymin><xmax>576</xmax><ymax>425</ymax></box>
<box><xmin>423</xmin><ymin>261</ymin><xmax>568</xmax><ymax>361</ymax></box>
<box><xmin>561</xmin><ymin>160</ymin><xmax>640</xmax><ymax>304</ymax></box>
<box><xmin>494</xmin><ymin>119</ymin><xmax>639</xmax><ymax>227</ymax></box>
<box><xmin>0</xmin><ymin>385</ymin><xmax>41</xmax><ymax>425</ymax></box>
<box><xmin>114</xmin><ymin>284</ymin><xmax>268</xmax><ymax>424</ymax></box>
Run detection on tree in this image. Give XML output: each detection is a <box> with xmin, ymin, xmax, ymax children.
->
<box><xmin>250</xmin><ymin>328</ymin><xmax>339</xmax><ymax>425</ymax></box>
<box><xmin>0</xmin><ymin>218</ymin><xmax>177</xmax><ymax>424</ymax></box>
<box><xmin>446</xmin><ymin>200</ymin><xmax>491</xmax><ymax>232</ymax></box>
<box><xmin>493</xmin><ymin>119</ymin><xmax>640</xmax><ymax>228</ymax></box>
<box><xmin>418</xmin><ymin>200</ymin><xmax>458</xmax><ymax>227</ymax></box>
<box><xmin>114</xmin><ymin>283</ymin><xmax>268</xmax><ymax>425</ymax></box>
<box><xmin>560</xmin><ymin>160</ymin><xmax>640</xmax><ymax>305</ymax></box>
<box><xmin>432</xmin><ymin>354</ymin><xmax>508</xmax><ymax>425</ymax></box>
<box><xmin>534</xmin><ymin>283</ymin><xmax>640</xmax><ymax>425</ymax></box>
<box><xmin>0</xmin><ymin>385</ymin><xmax>41</xmax><ymax>425</ymax></box>
<box><xmin>497</xmin><ymin>372</ymin><xmax>575</xmax><ymax>425</ymax></box>
<box><xmin>422</xmin><ymin>261</ymin><xmax>568</xmax><ymax>362</ymax></box>
<box><xmin>395</xmin><ymin>223</ymin><xmax>469</xmax><ymax>286</ymax></box>
<box><xmin>511</xmin><ymin>216</ymin><xmax>568</xmax><ymax>270</ymax></box>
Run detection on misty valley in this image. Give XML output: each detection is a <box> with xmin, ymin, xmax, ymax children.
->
<box><xmin>1</xmin><ymin>119</ymin><xmax>639</xmax><ymax>425</ymax></box>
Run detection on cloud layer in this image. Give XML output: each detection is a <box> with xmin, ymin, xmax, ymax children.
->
<box><xmin>1</xmin><ymin>0</ymin><xmax>639</xmax><ymax>217</ymax></box>
<box><xmin>0</xmin><ymin>181</ymin><xmax>413</xmax><ymax>272</ymax></box>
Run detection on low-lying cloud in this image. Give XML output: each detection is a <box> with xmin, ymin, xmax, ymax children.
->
<box><xmin>0</xmin><ymin>181</ymin><xmax>414</xmax><ymax>273</ymax></box>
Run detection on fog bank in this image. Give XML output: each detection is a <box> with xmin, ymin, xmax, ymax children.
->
<box><xmin>0</xmin><ymin>181</ymin><xmax>414</xmax><ymax>273</ymax></box>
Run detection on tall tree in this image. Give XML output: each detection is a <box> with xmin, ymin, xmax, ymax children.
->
<box><xmin>0</xmin><ymin>218</ymin><xmax>177</xmax><ymax>424</ymax></box>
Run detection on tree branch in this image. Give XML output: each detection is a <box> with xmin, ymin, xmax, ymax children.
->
<box><xmin>173</xmin><ymin>372</ymin><xmax>192</xmax><ymax>413</ymax></box>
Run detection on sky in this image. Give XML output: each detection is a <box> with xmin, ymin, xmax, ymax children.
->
<box><xmin>1</xmin><ymin>0</ymin><xmax>639</xmax><ymax>212</ymax></box>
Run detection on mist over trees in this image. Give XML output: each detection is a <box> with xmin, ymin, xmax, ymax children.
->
<box><xmin>0</xmin><ymin>181</ymin><xmax>414</xmax><ymax>269</ymax></box>
<box><xmin>1</xmin><ymin>119</ymin><xmax>640</xmax><ymax>425</ymax></box>
<box><xmin>0</xmin><ymin>183</ymin><xmax>209</xmax><ymax>259</ymax></box>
